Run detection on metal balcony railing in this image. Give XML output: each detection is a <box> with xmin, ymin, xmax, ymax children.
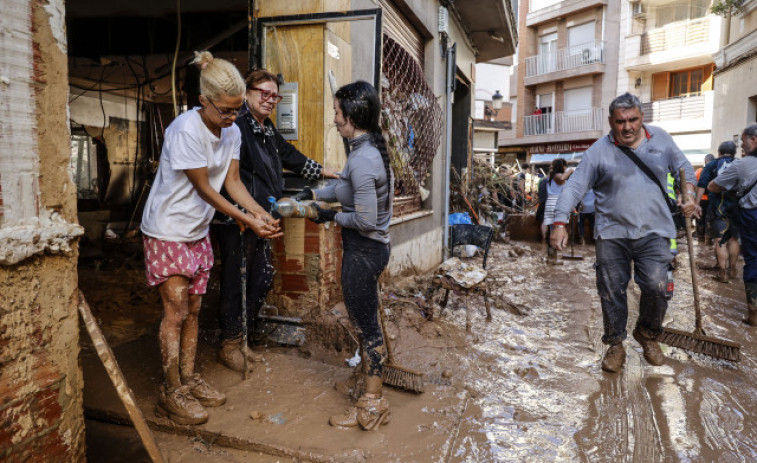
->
<box><xmin>524</xmin><ymin>108</ymin><xmax>603</xmax><ymax>136</ymax></box>
<box><xmin>529</xmin><ymin>0</ymin><xmax>563</xmax><ymax>12</ymax></box>
<box><xmin>641</xmin><ymin>93</ymin><xmax>708</xmax><ymax>122</ymax></box>
<box><xmin>525</xmin><ymin>41</ymin><xmax>605</xmax><ymax>78</ymax></box>
<box><xmin>640</xmin><ymin>17</ymin><xmax>709</xmax><ymax>55</ymax></box>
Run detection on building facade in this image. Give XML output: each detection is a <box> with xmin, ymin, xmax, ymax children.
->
<box><xmin>618</xmin><ymin>0</ymin><xmax>721</xmax><ymax>164</ymax></box>
<box><xmin>711</xmin><ymin>0</ymin><xmax>757</xmax><ymax>150</ymax></box>
<box><xmin>501</xmin><ymin>0</ymin><xmax>621</xmax><ymax>166</ymax></box>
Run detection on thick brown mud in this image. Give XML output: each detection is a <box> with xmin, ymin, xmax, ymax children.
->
<box><xmin>79</xmin><ymin>236</ymin><xmax>757</xmax><ymax>462</ymax></box>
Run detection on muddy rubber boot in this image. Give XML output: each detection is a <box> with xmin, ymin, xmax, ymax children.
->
<box><xmin>334</xmin><ymin>369</ymin><xmax>365</xmax><ymax>401</ymax></box>
<box><xmin>185</xmin><ymin>374</ymin><xmax>226</xmax><ymax>407</ymax></box>
<box><xmin>601</xmin><ymin>343</ymin><xmax>625</xmax><ymax>373</ymax></box>
<box><xmin>329</xmin><ymin>376</ymin><xmax>391</xmax><ymax>430</ymax></box>
<box><xmin>155</xmin><ymin>385</ymin><xmax>208</xmax><ymax>425</ymax></box>
<box><xmin>218</xmin><ymin>338</ymin><xmax>261</xmax><ymax>373</ymax></box>
<box><xmin>743</xmin><ymin>283</ymin><xmax>757</xmax><ymax>327</ymax></box>
<box><xmin>728</xmin><ymin>266</ymin><xmax>738</xmax><ymax>280</ymax></box>
<box><xmin>632</xmin><ymin>328</ymin><xmax>665</xmax><ymax>366</ymax></box>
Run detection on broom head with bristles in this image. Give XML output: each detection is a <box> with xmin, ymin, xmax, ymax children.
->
<box><xmin>658</xmin><ymin>327</ymin><xmax>741</xmax><ymax>362</ymax></box>
<box><xmin>382</xmin><ymin>362</ymin><xmax>425</xmax><ymax>393</ymax></box>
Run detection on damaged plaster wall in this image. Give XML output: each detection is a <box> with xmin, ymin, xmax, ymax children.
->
<box><xmin>0</xmin><ymin>0</ymin><xmax>85</xmax><ymax>461</ymax></box>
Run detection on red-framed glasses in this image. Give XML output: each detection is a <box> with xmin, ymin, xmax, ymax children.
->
<box><xmin>250</xmin><ymin>87</ymin><xmax>284</xmax><ymax>103</ymax></box>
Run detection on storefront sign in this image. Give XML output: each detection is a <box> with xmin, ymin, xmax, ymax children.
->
<box><xmin>528</xmin><ymin>141</ymin><xmax>594</xmax><ymax>154</ymax></box>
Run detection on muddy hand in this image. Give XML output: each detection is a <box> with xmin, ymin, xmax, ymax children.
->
<box><xmin>678</xmin><ymin>197</ymin><xmax>698</xmax><ymax>218</ymax></box>
<box><xmin>551</xmin><ymin>226</ymin><xmax>568</xmax><ymax>251</ymax></box>
<box><xmin>245</xmin><ymin>214</ymin><xmax>282</xmax><ymax>239</ymax></box>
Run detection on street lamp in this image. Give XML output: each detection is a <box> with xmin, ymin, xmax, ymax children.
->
<box><xmin>491</xmin><ymin>90</ymin><xmax>503</xmax><ymax>119</ymax></box>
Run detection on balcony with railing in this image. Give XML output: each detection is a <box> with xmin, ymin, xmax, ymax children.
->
<box><xmin>625</xmin><ymin>17</ymin><xmax>720</xmax><ymax>71</ymax></box>
<box><xmin>527</xmin><ymin>0</ymin><xmax>607</xmax><ymax>27</ymax></box>
<box><xmin>525</xmin><ymin>41</ymin><xmax>605</xmax><ymax>85</ymax></box>
<box><xmin>524</xmin><ymin>108</ymin><xmax>603</xmax><ymax>137</ymax></box>
<box><xmin>640</xmin><ymin>91</ymin><xmax>713</xmax><ymax>133</ymax></box>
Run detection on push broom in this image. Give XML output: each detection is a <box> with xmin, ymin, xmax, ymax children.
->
<box><xmin>378</xmin><ymin>288</ymin><xmax>425</xmax><ymax>393</ymax></box>
<box><xmin>657</xmin><ymin>169</ymin><xmax>741</xmax><ymax>362</ymax></box>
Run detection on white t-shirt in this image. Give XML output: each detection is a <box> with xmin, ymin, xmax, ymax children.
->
<box><xmin>141</xmin><ymin>108</ymin><xmax>241</xmax><ymax>242</ymax></box>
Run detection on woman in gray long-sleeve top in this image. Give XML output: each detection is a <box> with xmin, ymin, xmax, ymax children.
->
<box><xmin>296</xmin><ymin>81</ymin><xmax>394</xmax><ymax>430</ymax></box>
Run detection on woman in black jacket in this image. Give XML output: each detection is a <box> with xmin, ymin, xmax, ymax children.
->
<box><xmin>211</xmin><ymin>69</ymin><xmax>338</xmax><ymax>372</ymax></box>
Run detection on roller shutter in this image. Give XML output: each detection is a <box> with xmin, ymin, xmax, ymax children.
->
<box><xmin>379</xmin><ymin>0</ymin><xmax>424</xmax><ymax>65</ymax></box>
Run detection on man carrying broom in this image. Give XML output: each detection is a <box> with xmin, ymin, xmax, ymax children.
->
<box><xmin>550</xmin><ymin>93</ymin><xmax>697</xmax><ymax>373</ymax></box>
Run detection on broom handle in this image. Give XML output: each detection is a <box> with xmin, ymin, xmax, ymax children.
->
<box><xmin>377</xmin><ymin>286</ymin><xmax>396</xmax><ymax>364</ymax></box>
<box><xmin>679</xmin><ymin>169</ymin><xmax>703</xmax><ymax>332</ymax></box>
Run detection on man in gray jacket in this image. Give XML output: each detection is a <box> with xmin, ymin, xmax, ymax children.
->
<box><xmin>550</xmin><ymin>92</ymin><xmax>697</xmax><ymax>373</ymax></box>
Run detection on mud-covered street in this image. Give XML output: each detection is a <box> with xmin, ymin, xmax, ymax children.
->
<box><xmin>79</xmin><ymin>236</ymin><xmax>757</xmax><ymax>462</ymax></box>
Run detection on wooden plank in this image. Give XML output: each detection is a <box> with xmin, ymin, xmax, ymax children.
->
<box><xmin>265</xmin><ymin>25</ymin><xmax>325</xmax><ymax>163</ymax></box>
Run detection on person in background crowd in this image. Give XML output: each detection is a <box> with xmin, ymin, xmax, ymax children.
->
<box><xmin>707</xmin><ymin>124</ymin><xmax>757</xmax><ymax>326</ymax></box>
<box><xmin>695</xmin><ymin>153</ymin><xmax>715</xmax><ymax>240</ymax></box>
<box><xmin>140</xmin><ymin>51</ymin><xmax>281</xmax><ymax>425</ymax></box>
<box><xmin>543</xmin><ymin>158</ymin><xmax>574</xmax><ymax>264</ymax></box>
<box><xmin>577</xmin><ymin>189</ymin><xmax>595</xmax><ymax>245</ymax></box>
<box><xmin>550</xmin><ymin>92</ymin><xmax>696</xmax><ymax>373</ymax></box>
<box><xmin>298</xmin><ymin>81</ymin><xmax>394</xmax><ymax>431</ymax></box>
<box><xmin>211</xmin><ymin>69</ymin><xmax>339</xmax><ymax>373</ymax></box>
<box><xmin>697</xmin><ymin>141</ymin><xmax>739</xmax><ymax>283</ymax></box>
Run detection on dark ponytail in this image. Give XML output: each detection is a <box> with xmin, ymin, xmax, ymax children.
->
<box><xmin>371</xmin><ymin>130</ymin><xmax>393</xmax><ymax>203</ymax></box>
<box><xmin>335</xmin><ymin>81</ymin><xmax>393</xmax><ymax>198</ymax></box>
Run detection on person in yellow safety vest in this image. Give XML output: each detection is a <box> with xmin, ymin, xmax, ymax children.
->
<box><xmin>667</xmin><ymin>173</ymin><xmax>678</xmax><ymax>257</ymax></box>
<box><xmin>665</xmin><ymin>173</ymin><xmax>678</xmax><ymax>300</ymax></box>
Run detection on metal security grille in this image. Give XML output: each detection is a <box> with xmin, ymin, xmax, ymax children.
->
<box><xmin>381</xmin><ymin>35</ymin><xmax>443</xmax><ymax>216</ymax></box>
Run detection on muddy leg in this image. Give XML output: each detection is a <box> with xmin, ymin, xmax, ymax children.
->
<box><xmin>179</xmin><ymin>294</ymin><xmax>202</xmax><ymax>381</ymax></box>
<box><xmin>158</xmin><ymin>276</ymin><xmax>190</xmax><ymax>390</ymax></box>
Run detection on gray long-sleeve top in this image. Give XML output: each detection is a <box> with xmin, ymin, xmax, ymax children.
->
<box><xmin>314</xmin><ymin>134</ymin><xmax>393</xmax><ymax>243</ymax></box>
<box><xmin>554</xmin><ymin>125</ymin><xmax>695</xmax><ymax>240</ymax></box>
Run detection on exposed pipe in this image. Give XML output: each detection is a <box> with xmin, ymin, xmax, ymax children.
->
<box><xmin>443</xmin><ymin>42</ymin><xmax>456</xmax><ymax>260</ymax></box>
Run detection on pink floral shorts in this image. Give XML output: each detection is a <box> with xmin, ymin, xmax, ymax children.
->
<box><xmin>142</xmin><ymin>235</ymin><xmax>214</xmax><ymax>294</ymax></box>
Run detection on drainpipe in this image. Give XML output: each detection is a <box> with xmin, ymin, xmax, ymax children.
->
<box><xmin>443</xmin><ymin>43</ymin><xmax>456</xmax><ymax>260</ymax></box>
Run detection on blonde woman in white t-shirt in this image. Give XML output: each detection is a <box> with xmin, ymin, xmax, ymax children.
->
<box><xmin>141</xmin><ymin>51</ymin><xmax>281</xmax><ymax>425</ymax></box>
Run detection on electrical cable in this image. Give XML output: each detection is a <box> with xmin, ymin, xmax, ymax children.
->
<box><xmin>171</xmin><ymin>0</ymin><xmax>182</xmax><ymax>117</ymax></box>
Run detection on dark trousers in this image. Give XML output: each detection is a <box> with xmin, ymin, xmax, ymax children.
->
<box><xmin>697</xmin><ymin>199</ymin><xmax>709</xmax><ymax>237</ymax></box>
<box><xmin>211</xmin><ymin>224</ymin><xmax>273</xmax><ymax>342</ymax></box>
<box><xmin>341</xmin><ymin>228</ymin><xmax>391</xmax><ymax>377</ymax></box>
<box><xmin>578</xmin><ymin>212</ymin><xmax>595</xmax><ymax>240</ymax></box>
<box><xmin>739</xmin><ymin>208</ymin><xmax>757</xmax><ymax>284</ymax></box>
<box><xmin>595</xmin><ymin>235</ymin><xmax>672</xmax><ymax>344</ymax></box>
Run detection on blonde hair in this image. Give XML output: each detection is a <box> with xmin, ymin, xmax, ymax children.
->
<box><xmin>191</xmin><ymin>51</ymin><xmax>245</xmax><ymax>101</ymax></box>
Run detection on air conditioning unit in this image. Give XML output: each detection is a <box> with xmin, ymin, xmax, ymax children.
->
<box><xmin>631</xmin><ymin>1</ymin><xmax>645</xmax><ymax>18</ymax></box>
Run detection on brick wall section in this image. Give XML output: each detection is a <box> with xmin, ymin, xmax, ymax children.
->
<box><xmin>0</xmin><ymin>0</ymin><xmax>85</xmax><ymax>461</ymax></box>
<box><xmin>271</xmin><ymin>219</ymin><xmax>343</xmax><ymax>315</ymax></box>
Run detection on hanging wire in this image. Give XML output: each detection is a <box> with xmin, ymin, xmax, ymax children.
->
<box><xmin>171</xmin><ymin>0</ymin><xmax>182</xmax><ymax>117</ymax></box>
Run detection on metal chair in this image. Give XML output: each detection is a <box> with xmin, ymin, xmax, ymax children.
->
<box><xmin>436</xmin><ymin>224</ymin><xmax>495</xmax><ymax>332</ymax></box>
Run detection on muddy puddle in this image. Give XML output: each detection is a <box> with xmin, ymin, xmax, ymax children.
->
<box><xmin>79</xmin><ymin>237</ymin><xmax>757</xmax><ymax>462</ymax></box>
<box><xmin>441</xmin><ymin>239</ymin><xmax>757</xmax><ymax>463</ymax></box>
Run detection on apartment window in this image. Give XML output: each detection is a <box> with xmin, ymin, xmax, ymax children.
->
<box><xmin>670</xmin><ymin>69</ymin><xmax>703</xmax><ymax>98</ymax></box>
<box><xmin>564</xmin><ymin>87</ymin><xmax>593</xmax><ymax>113</ymax></box>
<box><xmin>655</xmin><ymin>0</ymin><xmax>708</xmax><ymax>27</ymax></box>
<box><xmin>568</xmin><ymin>22</ymin><xmax>595</xmax><ymax>48</ymax></box>
<box><xmin>538</xmin><ymin>33</ymin><xmax>558</xmax><ymax>74</ymax></box>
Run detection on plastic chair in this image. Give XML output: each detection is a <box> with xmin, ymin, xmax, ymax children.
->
<box><xmin>437</xmin><ymin>224</ymin><xmax>494</xmax><ymax>332</ymax></box>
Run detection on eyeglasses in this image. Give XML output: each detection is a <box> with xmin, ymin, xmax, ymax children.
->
<box><xmin>250</xmin><ymin>87</ymin><xmax>284</xmax><ymax>103</ymax></box>
<box><xmin>206</xmin><ymin>98</ymin><xmax>244</xmax><ymax>120</ymax></box>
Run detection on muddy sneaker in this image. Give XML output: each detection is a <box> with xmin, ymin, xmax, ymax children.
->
<box><xmin>712</xmin><ymin>268</ymin><xmax>729</xmax><ymax>283</ymax></box>
<box><xmin>155</xmin><ymin>385</ymin><xmax>208</xmax><ymax>425</ymax></box>
<box><xmin>601</xmin><ymin>343</ymin><xmax>626</xmax><ymax>373</ymax></box>
<box><xmin>186</xmin><ymin>374</ymin><xmax>226</xmax><ymax>407</ymax></box>
<box><xmin>728</xmin><ymin>267</ymin><xmax>738</xmax><ymax>279</ymax></box>
<box><xmin>632</xmin><ymin>328</ymin><xmax>665</xmax><ymax>366</ymax></box>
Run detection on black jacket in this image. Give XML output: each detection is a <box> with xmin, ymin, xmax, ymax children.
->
<box><xmin>216</xmin><ymin>106</ymin><xmax>323</xmax><ymax>221</ymax></box>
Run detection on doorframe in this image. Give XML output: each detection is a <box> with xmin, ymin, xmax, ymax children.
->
<box><xmin>249</xmin><ymin>8</ymin><xmax>383</xmax><ymax>90</ymax></box>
